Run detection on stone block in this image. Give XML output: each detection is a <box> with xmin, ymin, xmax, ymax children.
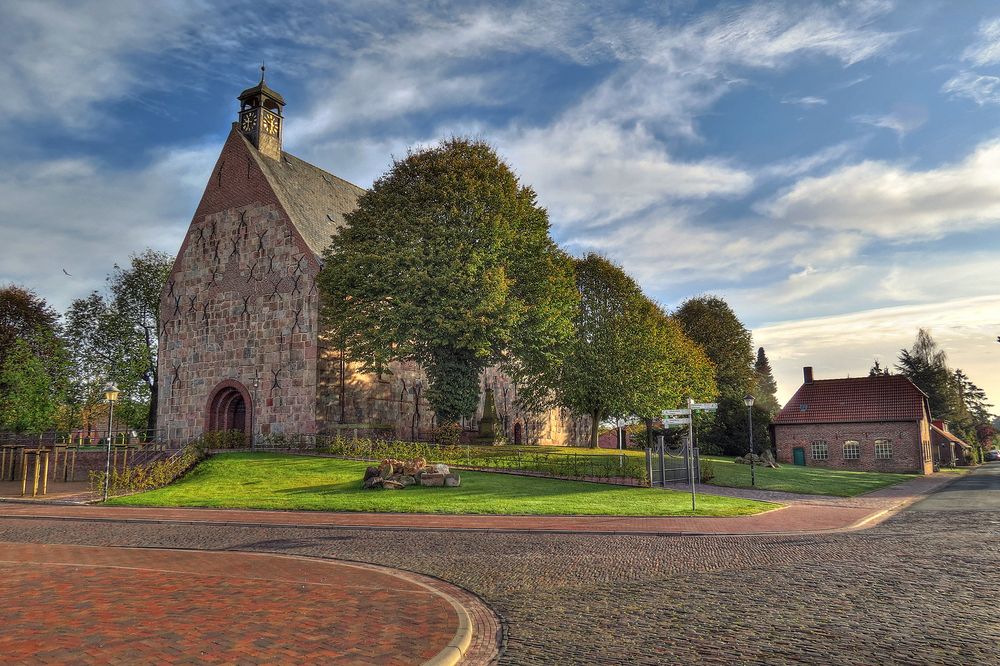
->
<box><xmin>444</xmin><ymin>473</ymin><xmax>461</xmax><ymax>487</ymax></box>
<box><xmin>420</xmin><ymin>473</ymin><xmax>445</xmax><ymax>487</ymax></box>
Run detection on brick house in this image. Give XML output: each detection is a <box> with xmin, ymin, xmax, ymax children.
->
<box><xmin>156</xmin><ymin>71</ymin><xmax>587</xmax><ymax>446</ymax></box>
<box><xmin>930</xmin><ymin>420</ymin><xmax>972</xmax><ymax>466</ymax></box>
<box><xmin>772</xmin><ymin>367</ymin><xmax>934</xmax><ymax>474</ymax></box>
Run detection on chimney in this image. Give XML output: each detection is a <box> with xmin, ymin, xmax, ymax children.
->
<box><xmin>803</xmin><ymin>366</ymin><xmax>814</xmax><ymax>384</ymax></box>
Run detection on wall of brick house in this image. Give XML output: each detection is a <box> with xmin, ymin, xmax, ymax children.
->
<box><xmin>157</xmin><ymin>129</ymin><xmax>320</xmax><ymax>443</ymax></box>
<box><xmin>774</xmin><ymin>421</ymin><xmax>933</xmax><ymax>474</ymax></box>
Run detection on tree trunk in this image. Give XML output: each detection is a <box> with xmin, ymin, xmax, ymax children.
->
<box><xmin>146</xmin><ymin>380</ymin><xmax>158</xmax><ymax>441</ymax></box>
<box><xmin>590</xmin><ymin>410</ymin><xmax>600</xmax><ymax>448</ymax></box>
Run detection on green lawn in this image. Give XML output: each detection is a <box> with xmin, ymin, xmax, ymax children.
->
<box><xmin>107</xmin><ymin>452</ymin><xmax>774</xmax><ymax>517</ymax></box>
<box><xmin>491</xmin><ymin>446</ymin><xmax>915</xmax><ymax>497</ymax></box>
<box><xmin>701</xmin><ymin>456</ymin><xmax>915</xmax><ymax>496</ymax></box>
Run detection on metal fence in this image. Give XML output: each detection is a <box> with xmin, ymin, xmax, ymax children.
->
<box><xmin>646</xmin><ymin>439</ymin><xmax>700</xmax><ymax>487</ymax></box>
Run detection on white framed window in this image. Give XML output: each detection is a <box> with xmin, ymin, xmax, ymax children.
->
<box><xmin>875</xmin><ymin>439</ymin><xmax>892</xmax><ymax>460</ymax></box>
<box><xmin>843</xmin><ymin>440</ymin><xmax>860</xmax><ymax>460</ymax></box>
<box><xmin>812</xmin><ymin>440</ymin><xmax>829</xmax><ymax>460</ymax></box>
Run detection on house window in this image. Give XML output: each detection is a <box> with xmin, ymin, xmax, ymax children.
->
<box><xmin>875</xmin><ymin>439</ymin><xmax>892</xmax><ymax>460</ymax></box>
<box><xmin>843</xmin><ymin>440</ymin><xmax>860</xmax><ymax>460</ymax></box>
<box><xmin>812</xmin><ymin>440</ymin><xmax>828</xmax><ymax>460</ymax></box>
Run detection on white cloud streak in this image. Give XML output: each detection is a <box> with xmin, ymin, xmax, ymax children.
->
<box><xmin>763</xmin><ymin>138</ymin><xmax>1000</xmax><ymax>240</ymax></box>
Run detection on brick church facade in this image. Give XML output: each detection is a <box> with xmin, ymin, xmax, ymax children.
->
<box><xmin>157</xmin><ymin>72</ymin><xmax>587</xmax><ymax>446</ymax></box>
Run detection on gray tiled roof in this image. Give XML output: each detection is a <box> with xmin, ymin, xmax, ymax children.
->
<box><xmin>242</xmin><ymin>133</ymin><xmax>364</xmax><ymax>257</ymax></box>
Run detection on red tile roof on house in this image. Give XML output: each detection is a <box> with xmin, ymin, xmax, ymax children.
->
<box><xmin>774</xmin><ymin>375</ymin><xmax>929</xmax><ymax>425</ymax></box>
<box><xmin>931</xmin><ymin>424</ymin><xmax>970</xmax><ymax>449</ymax></box>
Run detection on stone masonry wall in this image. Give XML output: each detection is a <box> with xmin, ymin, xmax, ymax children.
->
<box><xmin>158</xmin><ymin>129</ymin><xmax>320</xmax><ymax>442</ymax></box>
<box><xmin>774</xmin><ymin>420</ymin><xmax>933</xmax><ymax>474</ymax></box>
<box><xmin>315</xmin><ymin>325</ymin><xmax>590</xmax><ymax>445</ymax></box>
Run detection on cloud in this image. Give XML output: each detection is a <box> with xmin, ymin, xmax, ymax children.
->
<box><xmin>0</xmin><ymin>1</ymin><xmax>207</xmax><ymax>128</ymax></box>
<box><xmin>0</xmin><ymin>145</ymin><xmax>216</xmax><ymax>309</ymax></box>
<box><xmin>852</xmin><ymin>108</ymin><xmax>926</xmax><ymax>138</ymax></box>
<box><xmin>942</xmin><ymin>71</ymin><xmax>1000</xmax><ymax>106</ymax></box>
<box><xmin>501</xmin><ymin>121</ymin><xmax>753</xmax><ymax>227</ymax></box>
<box><xmin>962</xmin><ymin>16</ymin><xmax>1000</xmax><ymax>66</ymax></box>
<box><xmin>782</xmin><ymin>96</ymin><xmax>828</xmax><ymax>107</ymax></box>
<box><xmin>754</xmin><ymin>295</ymin><xmax>1000</xmax><ymax>404</ymax></box>
<box><xmin>762</xmin><ymin>138</ymin><xmax>1000</xmax><ymax>240</ymax></box>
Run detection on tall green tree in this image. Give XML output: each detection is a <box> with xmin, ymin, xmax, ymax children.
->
<box><xmin>752</xmin><ymin>346</ymin><xmax>780</xmax><ymax>416</ymax></box>
<box><xmin>556</xmin><ymin>255</ymin><xmax>715</xmax><ymax>447</ymax></box>
<box><xmin>65</xmin><ymin>249</ymin><xmax>173</xmax><ymax>435</ymax></box>
<box><xmin>869</xmin><ymin>359</ymin><xmax>891</xmax><ymax>376</ymax></box>
<box><xmin>0</xmin><ymin>339</ymin><xmax>58</xmax><ymax>432</ymax></box>
<box><xmin>674</xmin><ymin>295</ymin><xmax>758</xmax><ymax>454</ymax></box>
<box><xmin>318</xmin><ymin>138</ymin><xmax>577</xmax><ymax>422</ymax></box>
<box><xmin>0</xmin><ymin>285</ymin><xmax>67</xmax><ymax>384</ymax></box>
<box><xmin>895</xmin><ymin>329</ymin><xmax>957</xmax><ymax>421</ymax></box>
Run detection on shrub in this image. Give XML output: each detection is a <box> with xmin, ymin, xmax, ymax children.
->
<box><xmin>91</xmin><ymin>445</ymin><xmax>204</xmax><ymax>498</ymax></box>
<box><xmin>700</xmin><ymin>459</ymin><xmax>715</xmax><ymax>483</ymax></box>
<box><xmin>431</xmin><ymin>422</ymin><xmax>462</xmax><ymax>446</ymax></box>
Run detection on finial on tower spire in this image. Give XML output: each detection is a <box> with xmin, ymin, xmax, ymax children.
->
<box><xmin>260</xmin><ymin>62</ymin><xmax>266</xmax><ymax>83</ymax></box>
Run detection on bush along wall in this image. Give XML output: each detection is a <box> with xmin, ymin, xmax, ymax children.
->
<box><xmin>90</xmin><ymin>446</ymin><xmax>204</xmax><ymax>498</ymax></box>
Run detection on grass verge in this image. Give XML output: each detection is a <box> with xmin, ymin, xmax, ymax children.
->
<box><xmin>107</xmin><ymin>452</ymin><xmax>775</xmax><ymax>517</ymax></box>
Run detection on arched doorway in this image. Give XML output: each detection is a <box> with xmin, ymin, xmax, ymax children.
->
<box><xmin>206</xmin><ymin>380</ymin><xmax>252</xmax><ymax>437</ymax></box>
<box><xmin>513</xmin><ymin>422</ymin><xmax>523</xmax><ymax>446</ymax></box>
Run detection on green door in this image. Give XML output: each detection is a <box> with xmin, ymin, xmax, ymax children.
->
<box><xmin>793</xmin><ymin>447</ymin><xmax>806</xmax><ymax>466</ymax></box>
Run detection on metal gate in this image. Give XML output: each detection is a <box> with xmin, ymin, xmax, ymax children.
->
<box><xmin>646</xmin><ymin>437</ymin><xmax>699</xmax><ymax>487</ymax></box>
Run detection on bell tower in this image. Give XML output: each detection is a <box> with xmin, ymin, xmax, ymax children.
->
<box><xmin>237</xmin><ymin>65</ymin><xmax>285</xmax><ymax>160</ymax></box>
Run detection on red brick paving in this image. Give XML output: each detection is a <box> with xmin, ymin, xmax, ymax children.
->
<box><xmin>0</xmin><ymin>542</ymin><xmax>500</xmax><ymax>665</ymax></box>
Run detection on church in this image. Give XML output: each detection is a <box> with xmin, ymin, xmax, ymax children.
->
<box><xmin>157</xmin><ymin>71</ymin><xmax>588</xmax><ymax>447</ymax></box>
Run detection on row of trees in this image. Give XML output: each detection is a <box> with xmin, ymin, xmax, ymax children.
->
<box><xmin>318</xmin><ymin>138</ymin><xmax>777</xmax><ymax>450</ymax></box>
<box><xmin>0</xmin><ymin>250</ymin><xmax>172</xmax><ymax>435</ymax></box>
<box><xmin>875</xmin><ymin>329</ymin><xmax>995</xmax><ymax>450</ymax></box>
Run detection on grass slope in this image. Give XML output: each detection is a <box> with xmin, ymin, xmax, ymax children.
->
<box><xmin>108</xmin><ymin>453</ymin><xmax>773</xmax><ymax>517</ymax></box>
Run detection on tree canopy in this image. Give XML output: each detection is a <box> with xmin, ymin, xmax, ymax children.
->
<box><xmin>752</xmin><ymin>347</ymin><xmax>780</xmax><ymax>416</ymax></box>
<box><xmin>896</xmin><ymin>329</ymin><xmax>994</xmax><ymax>447</ymax></box>
<box><xmin>318</xmin><ymin>138</ymin><xmax>577</xmax><ymax>422</ymax></box>
<box><xmin>556</xmin><ymin>254</ymin><xmax>715</xmax><ymax>447</ymax></box>
<box><xmin>64</xmin><ymin>249</ymin><xmax>173</xmax><ymax>434</ymax></box>
<box><xmin>674</xmin><ymin>295</ymin><xmax>760</xmax><ymax>455</ymax></box>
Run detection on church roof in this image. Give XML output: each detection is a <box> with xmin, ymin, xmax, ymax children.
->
<box><xmin>238</xmin><ymin>80</ymin><xmax>286</xmax><ymax>106</ymax></box>
<box><xmin>240</xmin><ymin>132</ymin><xmax>364</xmax><ymax>257</ymax></box>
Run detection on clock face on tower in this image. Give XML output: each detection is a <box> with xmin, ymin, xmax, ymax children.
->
<box><xmin>262</xmin><ymin>112</ymin><xmax>280</xmax><ymax>136</ymax></box>
<box><xmin>240</xmin><ymin>113</ymin><xmax>256</xmax><ymax>133</ymax></box>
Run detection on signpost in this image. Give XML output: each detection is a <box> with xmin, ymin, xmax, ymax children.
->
<box><xmin>660</xmin><ymin>399</ymin><xmax>718</xmax><ymax>512</ymax></box>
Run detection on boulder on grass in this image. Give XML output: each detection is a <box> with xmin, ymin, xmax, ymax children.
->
<box><xmin>379</xmin><ymin>461</ymin><xmax>394</xmax><ymax>477</ymax></box>
<box><xmin>383</xmin><ymin>479</ymin><xmax>404</xmax><ymax>490</ymax></box>
<box><xmin>362</xmin><ymin>477</ymin><xmax>383</xmax><ymax>490</ymax></box>
<box><xmin>399</xmin><ymin>475</ymin><xmax>416</xmax><ymax>487</ymax></box>
<box><xmin>444</xmin><ymin>473</ymin><xmax>461</xmax><ymax>487</ymax></box>
<box><xmin>363</xmin><ymin>466</ymin><xmax>381</xmax><ymax>481</ymax></box>
<box><xmin>420</xmin><ymin>473</ymin><xmax>446</xmax><ymax>487</ymax></box>
<box><xmin>431</xmin><ymin>463</ymin><xmax>450</xmax><ymax>475</ymax></box>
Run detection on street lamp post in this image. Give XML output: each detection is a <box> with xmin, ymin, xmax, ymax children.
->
<box><xmin>102</xmin><ymin>383</ymin><xmax>120</xmax><ymax>501</ymax></box>
<box><xmin>250</xmin><ymin>373</ymin><xmax>259</xmax><ymax>449</ymax></box>
<box><xmin>744</xmin><ymin>394</ymin><xmax>756</xmax><ymax>487</ymax></box>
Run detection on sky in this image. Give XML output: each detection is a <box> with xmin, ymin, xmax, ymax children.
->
<box><xmin>1</xmin><ymin>0</ymin><xmax>998</xmax><ymax>407</ymax></box>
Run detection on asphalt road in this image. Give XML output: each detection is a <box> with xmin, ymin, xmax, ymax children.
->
<box><xmin>911</xmin><ymin>461</ymin><xmax>1000</xmax><ymax>511</ymax></box>
<box><xmin>1</xmin><ymin>468</ymin><xmax>998</xmax><ymax>664</ymax></box>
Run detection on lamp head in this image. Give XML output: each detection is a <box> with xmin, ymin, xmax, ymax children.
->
<box><xmin>744</xmin><ymin>394</ymin><xmax>755</xmax><ymax>408</ymax></box>
<box><xmin>104</xmin><ymin>383</ymin><xmax>120</xmax><ymax>403</ymax></box>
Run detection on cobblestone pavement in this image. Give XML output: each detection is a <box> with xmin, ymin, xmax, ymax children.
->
<box><xmin>1</xmin><ymin>469</ymin><xmax>997</xmax><ymax>665</ymax></box>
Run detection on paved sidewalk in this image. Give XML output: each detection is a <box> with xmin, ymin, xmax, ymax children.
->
<box><xmin>0</xmin><ymin>472</ymin><xmax>957</xmax><ymax>535</ymax></box>
<box><xmin>0</xmin><ymin>542</ymin><xmax>500</xmax><ymax>665</ymax></box>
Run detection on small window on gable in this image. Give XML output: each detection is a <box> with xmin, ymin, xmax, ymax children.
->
<box><xmin>812</xmin><ymin>440</ymin><xmax>828</xmax><ymax>460</ymax></box>
<box><xmin>875</xmin><ymin>439</ymin><xmax>892</xmax><ymax>460</ymax></box>
<box><xmin>844</xmin><ymin>440</ymin><xmax>860</xmax><ymax>460</ymax></box>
